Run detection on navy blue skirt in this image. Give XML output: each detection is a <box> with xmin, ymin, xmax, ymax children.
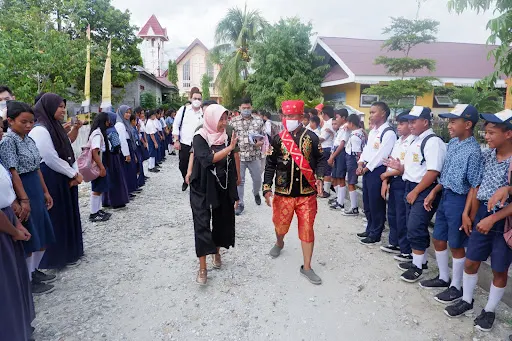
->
<box><xmin>103</xmin><ymin>152</ymin><xmax>130</xmax><ymax>208</ymax></box>
<box><xmin>124</xmin><ymin>141</ymin><xmax>139</xmax><ymax>193</ymax></box>
<box><xmin>147</xmin><ymin>135</ymin><xmax>157</xmax><ymax>158</ymax></box>
<box><xmin>19</xmin><ymin>170</ymin><xmax>55</xmax><ymax>254</ymax></box>
<box><xmin>39</xmin><ymin>163</ymin><xmax>83</xmax><ymax>269</ymax></box>
<box><xmin>91</xmin><ymin>173</ymin><xmax>110</xmax><ymax>193</ymax></box>
<box><xmin>141</xmin><ymin>134</ymin><xmax>150</xmax><ymax>161</ymax></box>
<box><xmin>0</xmin><ymin>207</ymin><xmax>35</xmax><ymax>341</ymax></box>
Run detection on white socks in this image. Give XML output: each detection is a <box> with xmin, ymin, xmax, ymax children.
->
<box><xmin>149</xmin><ymin>157</ymin><xmax>156</xmax><ymax>169</ymax></box>
<box><xmin>323</xmin><ymin>181</ymin><xmax>331</xmax><ymax>194</ymax></box>
<box><xmin>451</xmin><ymin>257</ymin><xmax>465</xmax><ymax>290</ymax></box>
<box><xmin>435</xmin><ymin>250</ymin><xmax>450</xmax><ymax>282</ymax></box>
<box><xmin>412</xmin><ymin>253</ymin><xmax>423</xmax><ymax>268</ymax></box>
<box><xmin>338</xmin><ymin>186</ymin><xmax>347</xmax><ymax>205</ymax></box>
<box><xmin>32</xmin><ymin>251</ymin><xmax>45</xmax><ymax>271</ymax></box>
<box><xmin>484</xmin><ymin>284</ymin><xmax>505</xmax><ymax>312</ymax></box>
<box><xmin>349</xmin><ymin>190</ymin><xmax>358</xmax><ymax>210</ymax></box>
<box><xmin>26</xmin><ymin>256</ymin><xmax>34</xmax><ymax>281</ymax></box>
<box><xmin>462</xmin><ymin>272</ymin><xmax>478</xmax><ymax>304</ymax></box>
<box><xmin>90</xmin><ymin>194</ymin><xmax>102</xmax><ymax>214</ymax></box>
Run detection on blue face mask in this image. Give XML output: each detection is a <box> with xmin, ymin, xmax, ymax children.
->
<box><xmin>241</xmin><ymin>109</ymin><xmax>252</xmax><ymax>117</ymax></box>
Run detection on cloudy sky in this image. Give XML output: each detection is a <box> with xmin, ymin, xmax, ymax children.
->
<box><xmin>111</xmin><ymin>0</ymin><xmax>496</xmax><ymax>63</ymax></box>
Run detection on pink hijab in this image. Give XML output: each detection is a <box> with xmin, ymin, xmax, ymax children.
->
<box><xmin>196</xmin><ymin>104</ymin><xmax>228</xmax><ymax>146</ymax></box>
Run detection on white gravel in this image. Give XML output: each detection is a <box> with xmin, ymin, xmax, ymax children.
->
<box><xmin>33</xmin><ymin>156</ymin><xmax>512</xmax><ymax>341</ymax></box>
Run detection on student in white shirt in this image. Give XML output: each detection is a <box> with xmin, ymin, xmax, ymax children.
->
<box><xmin>319</xmin><ymin>106</ymin><xmax>336</xmax><ymax>198</ymax></box>
<box><xmin>343</xmin><ymin>114</ymin><xmax>366</xmax><ymax>216</ymax></box>
<box><xmin>115</xmin><ymin>105</ymin><xmax>139</xmax><ymax>195</ymax></box>
<box><xmin>357</xmin><ymin>102</ymin><xmax>397</xmax><ymax>246</ymax></box>
<box><xmin>145</xmin><ymin>110</ymin><xmax>160</xmax><ymax>172</ymax></box>
<box><xmin>385</xmin><ymin>106</ymin><xmax>447</xmax><ymax>283</ymax></box>
<box><xmin>308</xmin><ymin>115</ymin><xmax>321</xmax><ymax>136</ymax></box>
<box><xmin>173</xmin><ymin>88</ymin><xmax>204</xmax><ymax>191</ymax></box>
<box><xmin>328</xmin><ymin>109</ymin><xmax>349</xmax><ymax>210</ymax></box>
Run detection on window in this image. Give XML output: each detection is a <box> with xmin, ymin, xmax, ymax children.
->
<box><xmin>182</xmin><ymin>60</ymin><xmax>190</xmax><ymax>88</ymax></box>
<box><xmin>434</xmin><ymin>95</ymin><xmax>454</xmax><ymax>106</ymax></box>
<box><xmin>140</xmin><ymin>85</ymin><xmax>145</xmax><ymax>91</ymax></box>
<box><xmin>207</xmin><ymin>62</ymin><xmax>214</xmax><ymax>88</ymax></box>
<box><xmin>398</xmin><ymin>96</ymin><xmax>416</xmax><ymax>107</ymax></box>
<box><xmin>360</xmin><ymin>94</ymin><xmax>379</xmax><ymax>107</ymax></box>
<box><xmin>151</xmin><ymin>39</ymin><xmax>155</xmax><ymax>48</ymax></box>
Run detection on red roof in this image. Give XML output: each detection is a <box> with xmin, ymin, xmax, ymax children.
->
<box><xmin>138</xmin><ymin>14</ymin><xmax>168</xmax><ymax>41</ymax></box>
<box><xmin>176</xmin><ymin>39</ymin><xmax>209</xmax><ymax>64</ymax></box>
<box><xmin>318</xmin><ymin>37</ymin><xmax>502</xmax><ymax>81</ymax></box>
<box><xmin>157</xmin><ymin>77</ymin><xmax>175</xmax><ymax>88</ymax></box>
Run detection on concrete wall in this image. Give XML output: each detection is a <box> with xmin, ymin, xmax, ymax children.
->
<box><xmin>118</xmin><ymin>74</ymin><xmax>166</xmax><ymax>108</ymax></box>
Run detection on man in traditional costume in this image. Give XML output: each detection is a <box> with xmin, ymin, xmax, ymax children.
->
<box><xmin>264</xmin><ymin>100</ymin><xmax>325</xmax><ymax>285</ymax></box>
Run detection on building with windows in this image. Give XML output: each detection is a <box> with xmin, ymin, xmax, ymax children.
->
<box><xmin>138</xmin><ymin>14</ymin><xmax>168</xmax><ymax>77</ymax></box>
<box><xmin>314</xmin><ymin>37</ymin><xmax>507</xmax><ymax>118</ymax></box>
<box><xmin>176</xmin><ymin>39</ymin><xmax>221</xmax><ymax>101</ymax></box>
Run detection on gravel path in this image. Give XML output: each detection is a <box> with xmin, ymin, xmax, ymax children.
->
<box><xmin>33</xmin><ymin>157</ymin><xmax>512</xmax><ymax>341</ymax></box>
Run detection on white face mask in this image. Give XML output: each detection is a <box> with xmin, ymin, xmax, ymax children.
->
<box><xmin>0</xmin><ymin>101</ymin><xmax>6</xmax><ymax>120</ymax></box>
<box><xmin>192</xmin><ymin>100</ymin><xmax>201</xmax><ymax>108</ymax></box>
<box><xmin>285</xmin><ymin>120</ymin><xmax>300</xmax><ymax>132</ymax></box>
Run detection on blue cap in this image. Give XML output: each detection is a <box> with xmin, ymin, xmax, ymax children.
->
<box><xmin>439</xmin><ymin>104</ymin><xmax>479</xmax><ymax>124</ymax></box>
<box><xmin>480</xmin><ymin>109</ymin><xmax>512</xmax><ymax>129</ymax></box>
<box><xmin>401</xmin><ymin>106</ymin><xmax>432</xmax><ymax>120</ymax></box>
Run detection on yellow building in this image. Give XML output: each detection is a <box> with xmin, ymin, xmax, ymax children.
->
<box><xmin>314</xmin><ymin>37</ymin><xmax>507</xmax><ymax>122</ymax></box>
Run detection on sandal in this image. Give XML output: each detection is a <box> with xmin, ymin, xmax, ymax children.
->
<box><xmin>212</xmin><ymin>254</ymin><xmax>222</xmax><ymax>269</ymax></box>
<box><xmin>196</xmin><ymin>269</ymin><xmax>207</xmax><ymax>285</ymax></box>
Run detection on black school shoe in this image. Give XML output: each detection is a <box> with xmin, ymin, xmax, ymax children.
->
<box><xmin>394</xmin><ymin>253</ymin><xmax>413</xmax><ymax>262</ymax></box>
<box><xmin>357</xmin><ymin>231</ymin><xmax>368</xmax><ymax>238</ymax></box>
<box><xmin>32</xmin><ymin>269</ymin><xmax>57</xmax><ymax>284</ymax></box>
<box><xmin>98</xmin><ymin>210</ymin><xmax>112</xmax><ymax>219</ymax></box>
<box><xmin>380</xmin><ymin>245</ymin><xmax>401</xmax><ymax>254</ymax></box>
<box><xmin>435</xmin><ymin>286</ymin><xmax>463</xmax><ymax>304</ymax></box>
<box><xmin>444</xmin><ymin>299</ymin><xmax>474</xmax><ymax>318</ymax></box>
<box><xmin>398</xmin><ymin>261</ymin><xmax>429</xmax><ymax>272</ymax></box>
<box><xmin>359</xmin><ymin>237</ymin><xmax>380</xmax><ymax>246</ymax></box>
<box><xmin>474</xmin><ymin>309</ymin><xmax>495</xmax><ymax>332</ymax></box>
<box><xmin>32</xmin><ymin>281</ymin><xmax>55</xmax><ymax>295</ymax></box>
<box><xmin>182</xmin><ymin>182</ymin><xmax>188</xmax><ymax>191</ymax></box>
<box><xmin>149</xmin><ymin>168</ymin><xmax>160</xmax><ymax>173</ymax></box>
<box><xmin>255</xmin><ymin>194</ymin><xmax>262</xmax><ymax>206</ymax></box>
<box><xmin>419</xmin><ymin>276</ymin><xmax>450</xmax><ymax>289</ymax></box>
<box><xmin>89</xmin><ymin>212</ymin><xmax>110</xmax><ymax>222</ymax></box>
<box><xmin>400</xmin><ymin>265</ymin><xmax>423</xmax><ymax>283</ymax></box>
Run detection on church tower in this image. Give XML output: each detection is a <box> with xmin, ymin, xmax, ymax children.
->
<box><xmin>138</xmin><ymin>15</ymin><xmax>169</xmax><ymax>77</ymax></box>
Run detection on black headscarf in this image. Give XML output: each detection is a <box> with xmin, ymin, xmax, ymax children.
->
<box><xmin>33</xmin><ymin>93</ymin><xmax>75</xmax><ymax>166</ymax></box>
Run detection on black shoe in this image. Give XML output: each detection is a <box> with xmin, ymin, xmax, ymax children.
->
<box><xmin>31</xmin><ymin>281</ymin><xmax>55</xmax><ymax>295</ymax></box>
<box><xmin>445</xmin><ymin>299</ymin><xmax>474</xmax><ymax>318</ymax></box>
<box><xmin>32</xmin><ymin>269</ymin><xmax>57</xmax><ymax>284</ymax></box>
<box><xmin>357</xmin><ymin>232</ymin><xmax>368</xmax><ymax>238</ymax></box>
<box><xmin>359</xmin><ymin>237</ymin><xmax>380</xmax><ymax>246</ymax></box>
<box><xmin>435</xmin><ymin>286</ymin><xmax>463</xmax><ymax>304</ymax></box>
<box><xmin>380</xmin><ymin>245</ymin><xmax>401</xmax><ymax>254</ymax></box>
<box><xmin>89</xmin><ymin>213</ymin><xmax>110</xmax><ymax>222</ymax></box>
<box><xmin>329</xmin><ymin>202</ymin><xmax>344</xmax><ymax>211</ymax></box>
<box><xmin>129</xmin><ymin>194</ymin><xmax>136</xmax><ymax>199</ymax></box>
<box><xmin>182</xmin><ymin>182</ymin><xmax>188</xmax><ymax>191</ymax></box>
<box><xmin>144</xmin><ymin>176</ymin><xmax>150</xmax><ymax>180</ymax></box>
<box><xmin>342</xmin><ymin>207</ymin><xmax>359</xmax><ymax>216</ymax></box>
<box><xmin>474</xmin><ymin>309</ymin><xmax>495</xmax><ymax>332</ymax></box>
<box><xmin>97</xmin><ymin>210</ymin><xmax>112</xmax><ymax>219</ymax></box>
<box><xmin>398</xmin><ymin>261</ymin><xmax>429</xmax><ymax>272</ymax></box>
<box><xmin>400</xmin><ymin>265</ymin><xmax>423</xmax><ymax>283</ymax></box>
<box><xmin>394</xmin><ymin>253</ymin><xmax>413</xmax><ymax>262</ymax></box>
<box><xmin>149</xmin><ymin>168</ymin><xmax>160</xmax><ymax>173</ymax></box>
<box><xmin>235</xmin><ymin>204</ymin><xmax>244</xmax><ymax>216</ymax></box>
<box><xmin>419</xmin><ymin>276</ymin><xmax>450</xmax><ymax>289</ymax></box>
<box><xmin>170</xmin><ymin>151</ymin><xmax>176</xmax><ymax>156</ymax></box>
<box><xmin>255</xmin><ymin>194</ymin><xmax>262</xmax><ymax>206</ymax></box>
<box><xmin>328</xmin><ymin>198</ymin><xmax>337</xmax><ymax>205</ymax></box>
<box><xmin>134</xmin><ymin>189</ymin><xmax>143</xmax><ymax>194</ymax></box>
<box><xmin>318</xmin><ymin>191</ymin><xmax>330</xmax><ymax>199</ymax></box>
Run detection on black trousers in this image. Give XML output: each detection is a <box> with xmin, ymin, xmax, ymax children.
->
<box><xmin>178</xmin><ymin>143</ymin><xmax>192</xmax><ymax>180</ymax></box>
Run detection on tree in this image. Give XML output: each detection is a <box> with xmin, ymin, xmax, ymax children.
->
<box><xmin>140</xmin><ymin>91</ymin><xmax>156</xmax><ymax>109</ymax></box>
<box><xmin>201</xmin><ymin>74</ymin><xmax>212</xmax><ymax>100</ymax></box>
<box><xmin>365</xmin><ymin>16</ymin><xmax>439</xmax><ymax>109</ymax></box>
<box><xmin>247</xmin><ymin>18</ymin><xmax>328</xmax><ymax>110</ymax></box>
<box><xmin>452</xmin><ymin>81</ymin><xmax>504</xmax><ymax>113</ymax></box>
<box><xmin>448</xmin><ymin>0</ymin><xmax>512</xmax><ymax>83</ymax></box>
<box><xmin>210</xmin><ymin>4</ymin><xmax>267</xmax><ymax>107</ymax></box>
<box><xmin>167</xmin><ymin>60</ymin><xmax>178</xmax><ymax>85</ymax></box>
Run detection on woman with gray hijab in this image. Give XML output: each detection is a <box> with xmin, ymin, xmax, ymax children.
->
<box><xmin>114</xmin><ymin>105</ymin><xmax>139</xmax><ymax>195</ymax></box>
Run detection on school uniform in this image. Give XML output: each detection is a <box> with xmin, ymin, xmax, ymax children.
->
<box><xmin>320</xmin><ymin>118</ymin><xmax>334</xmax><ymax>177</ymax></box>
<box><xmin>133</xmin><ymin>126</ymin><xmax>146</xmax><ymax>188</ymax></box>
<box><xmin>345</xmin><ymin>128</ymin><xmax>365</xmax><ymax>185</ymax></box>
<box><xmin>145</xmin><ymin>118</ymin><xmax>158</xmax><ymax>170</ymax></box>
<box><xmin>359</xmin><ymin>122</ymin><xmax>397</xmax><ymax>243</ymax></box>
<box><xmin>155</xmin><ymin>118</ymin><xmax>164</xmax><ymax>163</ymax></box>
<box><xmin>159</xmin><ymin>117</ymin><xmax>167</xmax><ymax>160</ymax></box>
<box><xmin>138</xmin><ymin>119</ymin><xmax>150</xmax><ymax>161</ymax></box>
<box><xmin>331</xmin><ymin>124</ymin><xmax>350</xmax><ymax>180</ymax></box>
<box><xmin>115</xmin><ymin>121</ymin><xmax>138</xmax><ymax>193</ymax></box>
<box><xmin>103</xmin><ymin>123</ymin><xmax>130</xmax><ymax>208</ymax></box>
<box><xmin>89</xmin><ymin>128</ymin><xmax>110</xmax><ymax>193</ymax></box>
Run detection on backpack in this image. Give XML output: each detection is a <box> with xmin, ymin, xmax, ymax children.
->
<box><xmin>350</xmin><ymin>130</ymin><xmax>367</xmax><ymax>154</ymax></box>
<box><xmin>380</xmin><ymin>126</ymin><xmax>397</xmax><ymax>143</ymax></box>
<box><xmin>77</xmin><ymin>130</ymin><xmax>102</xmax><ymax>182</ymax></box>
<box><xmin>504</xmin><ymin>161</ymin><xmax>512</xmax><ymax>249</ymax></box>
<box><xmin>419</xmin><ymin>134</ymin><xmax>438</xmax><ymax>165</ymax></box>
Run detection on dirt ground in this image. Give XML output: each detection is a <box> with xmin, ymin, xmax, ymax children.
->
<box><xmin>33</xmin><ymin>157</ymin><xmax>512</xmax><ymax>341</ymax></box>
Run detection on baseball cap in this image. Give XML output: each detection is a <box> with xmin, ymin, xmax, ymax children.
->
<box><xmin>480</xmin><ymin>109</ymin><xmax>512</xmax><ymax>129</ymax></box>
<box><xmin>439</xmin><ymin>104</ymin><xmax>479</xmax><ymax>124</ymax></box>
<box><xmin>396</xmin><ymin>111</ymin><xmax>410</xmax><ymax>123</ymax></box>
<box><xmin>401</xmin><ymin>106</ymin><xmax>432</xmax><ymax>120</ymax></box>
<box><xmin>315</xmin><ymin>103</ymin><xmax>324</xmax><ymax>112</ymax></box>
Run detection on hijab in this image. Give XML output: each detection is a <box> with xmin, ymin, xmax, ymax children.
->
<box><xmin>105</xmin><ymin>111</ymin><xmax>117</xmax><ymax>135</ymax></box>
<box><xmin>116</xmin><ymin>105</ymin><xmax>136</xmax><ymax>145</ymax></box>
<box><xmin>195</xmin><ymin>104</ymin><xmax>228</xmax><ymax>147</ymax></box>
<box><xmin>33</xmin><ymin>93</ymin><xmax>75</xmax><ymax>166</ymax></box>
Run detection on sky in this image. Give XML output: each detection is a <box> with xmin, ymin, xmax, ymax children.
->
<box><xmin>111</xmin><ymin>0</ymin><xmax>496</xmax><ymax>63</ymax></box>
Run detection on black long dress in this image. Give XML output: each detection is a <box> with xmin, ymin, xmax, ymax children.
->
<box><xmin>190</xmin><ymin>134</ymin><xmax>238</xmax><ymax>258</ymax></box>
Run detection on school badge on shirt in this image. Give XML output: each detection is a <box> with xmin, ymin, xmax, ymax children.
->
<box><xmin>373</xmin><ymin>139</ymin><xmax>380</xmax><ymax>150</ymax></box>
<box><xmin>400</xmin><ymin>152</ymin><xmax>406</xmax><ymax>160</ymax></box>
<box><xmin>412</xmin><ymin>153</ymin><xmax>419</xmax><ymax>163</ymax></box>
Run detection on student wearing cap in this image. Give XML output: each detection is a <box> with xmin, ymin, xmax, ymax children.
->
<box><xmin>385</xmin><ymin>106</ymin><xmax>447</xmax><ymax>282</ymax></box>
<box><xmin>318</xmin><ymin>105</ymin><xmax>335</xmax><ymax>198</ymax></box>
<box><xmin>419</xmin><ymin>105</ymin><xmax>482</xmax><ymax>304</ymax></box>
<box><xmin>379</xmin><ymin>112</ymin><xmax>414</xmax><ymax>260</ymax></box>
<box><xmin>264</xmin><ymin>100</ymin><xmax>325</xmax><ymax>285</ymax></box>
<box><xmin>357</xmin><ymin>102</ymin><xmax>397</xmax><ymax>245</ymax></box>
<box><xmin>444</xmin><ymin>109</ymin><xmax>512</xmax><ymax>332</ymax></box>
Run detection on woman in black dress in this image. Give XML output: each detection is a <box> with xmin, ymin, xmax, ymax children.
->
<box><xmin>190</xmin><ymin>104</ymin><xmax>238</xmax><ymax>285</ymax></box>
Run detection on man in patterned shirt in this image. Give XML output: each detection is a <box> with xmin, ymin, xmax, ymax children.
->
<box><xmin>418</xmin><ymin>105</ymin><xmax>482</xmax><ymax>305</ymax></box>
<box><xmin>230</xmin><ymin>98</ymin><xmax>265</xmax><ymax>215</ymax></box>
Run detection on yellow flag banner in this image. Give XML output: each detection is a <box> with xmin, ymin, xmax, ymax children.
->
<box><xmin>100</xmin><ymin>40</ymin><xmax>112</xmax><ymax>110</ymax></box>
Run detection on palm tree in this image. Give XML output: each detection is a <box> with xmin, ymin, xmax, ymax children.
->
<box><xmin>210</xmin><ymin>4</ymin><xmax>267</xmax><ymax>106</ymax></box>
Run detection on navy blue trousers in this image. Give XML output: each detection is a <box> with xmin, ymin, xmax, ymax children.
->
<box><xmin>404</xmin><ymin>181</ymin><xmax>441</xmax><ymax>252</ymax></box>
<box><xmin>363</xmin><ymin>165</ymin><xmax>387</xmax><ymax>240</ymax></box>
<box><xmin>387</xmin><ymin>177</ymin><xmax>411</xmax><ymax>254</ymax></box>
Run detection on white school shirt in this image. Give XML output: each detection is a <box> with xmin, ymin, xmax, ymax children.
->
<box><xmin>360</xmin><ymin>122</ymin><xmax>397</xmax><ymax>172</ymax></box>
<box><xmin>145</xmin><ymin>119</ymin><xmax>158</xmax><ymax>135</ymax></box>
<box><xmin>29</xmin><ymin>126</ymin><xmax>78</xmax><ymax>178</ymax></box>
<box><xmin>159</xmin><ymin>118</ymin><xmax>166</xmax><ymax>131</ymax></box>
<box><xmin>307</xmin><ymin>126</ymin><xmax>321</xmax><ymax>137</ymax></box>
<box><xmin>387</xmin><ymin>134</ymin><xmax>415</xmax><ymax>173</ymax></box>
<box><xmin>402</xmin><ymin>128</ymin><xmax>447</xmax><ymax>183</ymax></box>
<box><xmin>172</xmin><ymin>105</ymin><xmax>204</xmax><ymax>146</ymax></box>
<box><xmin>89</xmin><ymin>128</ymin><xmax>106</xmax><ymax>152</ymax></box>
<box><xmin>139</xmin><ymin>120</ymin><xmax>146</xmax><ymax>134</ymax></box>
<box><xmin>346</xmin><ymin>128</ymin><xmax>365</xmax><ymax>155</ymax></box>
<box><xmin>114</xmin><ymin>122</ymin><xmax>130</xmax><ymax>157</ymax></box>
<box><xmin>155</xmin><ymin>119</ymin><xmax>163</xmax><ymax>132</ymax></box>
<box><xmin>333</xmin><ymin>123</ymin><xmax>350</xmax><ymax>149</ymax></box>
<box><xmin>320</xmin><ymin>118</ymin><xmax>334</xmax><ymax>149</ymax></box>
<box><xmin>0</xmin><ymin>164</ymin><xmax>16</xmax><ymax>209</ymax></box>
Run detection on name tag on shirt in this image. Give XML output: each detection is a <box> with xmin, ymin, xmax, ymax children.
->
<box><xmin>412</xmin><ymin>153</ymin><xmax>419</xmax><ymax>163</ymax></box>
<box><xmin>400</xmin><ymin>152</ymin><xmax>406</xmax><ymax>160</ymax></box>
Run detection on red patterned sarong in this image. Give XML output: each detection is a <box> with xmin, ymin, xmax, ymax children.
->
<box><xmin>272</xmin><ymin>194</ymin><xmax>317</xmax><ymax>243</ymax></box>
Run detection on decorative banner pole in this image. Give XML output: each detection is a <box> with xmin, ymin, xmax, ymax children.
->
<box><xmin>81</xmin><ymin>24</ymin><xmax>91</xmax><ymax>116</ymax></box>
<box><xmin>100</xmin><ymin>39</ymin><xmax>112</xmax><ymax>110</ymax></box>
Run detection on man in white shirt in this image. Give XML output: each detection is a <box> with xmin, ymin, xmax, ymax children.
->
<box><xmin>357</xmin><ymin>102</ymin><xmax>397</xmax><ymax>246</ymax></box>
<box><xmin>318</xmin><ymin>106</ymin><xmax>335</xmax><ymax>198</ymax></box>
<box><xmin>172</xmin><ymin>88</ymin><xmax>203</xmax><ymax>191</ymax></box>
